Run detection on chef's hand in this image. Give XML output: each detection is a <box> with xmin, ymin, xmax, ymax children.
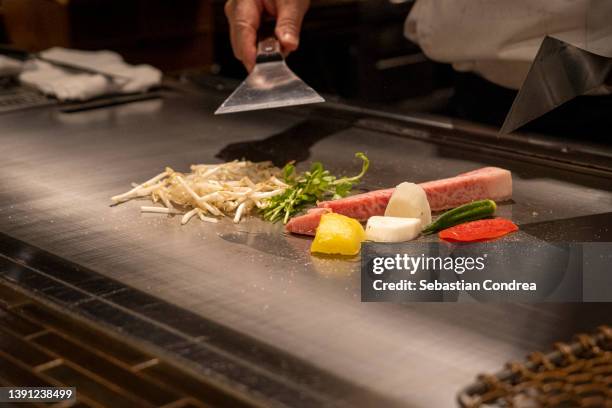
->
<box><xmin>224</xmin><ymin>0</ymin><xmax>310</xmax><ymax>72</ymax></box>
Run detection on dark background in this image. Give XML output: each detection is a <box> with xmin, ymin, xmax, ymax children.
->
<box><xmin>0</xmin><ymin>0</ymin><xmax>452</xmax><ymax>106</ymax></box>
<box><xmin>1</xmin><ymin>0</ymin><xmax>610</xmax><ymax>141</ymax></box>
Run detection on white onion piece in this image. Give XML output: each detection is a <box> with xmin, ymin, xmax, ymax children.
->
<box><xmin>384</xmin><ymin>182</ymin><xmax>431</xmax><ymax>229</ymax></box>
<box><xmin>365</xmin><ymin>216</ymin><xmax>421</xmax><ymax>242</ymax></box>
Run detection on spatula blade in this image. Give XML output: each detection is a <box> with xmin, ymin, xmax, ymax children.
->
<box><xmin>215</xmin><ymin>60</ymin><xmax>324</xmax><ymax>114</ymax></box>
<box><xmin>500</xmin><ymin>36</ymin><xmax>612</xmax><ymax>134</ymax></box>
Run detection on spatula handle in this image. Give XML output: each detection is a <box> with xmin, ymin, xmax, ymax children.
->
<box><xmin>256</xmin><ymin>37</ymin><xmax>283</xmax><ymax>64</ymax></box>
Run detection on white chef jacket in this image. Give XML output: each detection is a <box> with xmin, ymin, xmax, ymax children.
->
<box><xmin>405</xmin><ymin>0</ymin><xmax>612</xmax><ymax>92</ymax></box>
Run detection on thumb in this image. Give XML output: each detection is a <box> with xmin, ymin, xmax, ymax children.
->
<box><xmin>274</xmin><ymin>0</ymin><xmax>309</xmax><ymax>53</ymax></box>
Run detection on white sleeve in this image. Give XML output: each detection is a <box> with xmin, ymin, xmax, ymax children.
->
<box><xmin>405</xmin><ymin>0</ymin><xmax>612</xmax><ymax>91</ymax></box>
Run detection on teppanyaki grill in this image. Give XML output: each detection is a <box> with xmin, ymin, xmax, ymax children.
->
<box><xmin>0</xmin><ymin>79</ymin><xmax>611</xmax><ymax>407</ymax></box>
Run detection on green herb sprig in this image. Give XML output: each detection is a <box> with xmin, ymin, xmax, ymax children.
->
<box><xmin>262</xmin><ymin>153</ymin><xmax>369</xmax><ymax>224</ymax></box>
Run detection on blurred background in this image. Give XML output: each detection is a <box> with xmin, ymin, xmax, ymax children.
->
<box><xmin>0</xmin><ymin>0</ymin><xmax>453</xmax><ymax>112</ymax></box>
<box><xmin>1</xmin><ymin>0</ymin><xmax>610</xmax><ymax>141</ymax></box>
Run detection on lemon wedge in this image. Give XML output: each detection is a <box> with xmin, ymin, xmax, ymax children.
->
<box><xmin>311</xmin><ymin>213</ymin><xmax>365</xmax><ymax>256</ymax></box>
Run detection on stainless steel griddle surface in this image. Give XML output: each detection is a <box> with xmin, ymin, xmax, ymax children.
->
<box><xmin>1</xmin><ymin>86</ymin><xmax>611</xmax><ymax>407</ymax></box>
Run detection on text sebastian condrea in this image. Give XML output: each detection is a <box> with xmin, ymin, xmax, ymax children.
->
<box><xmin>373</xmin><ymin>280</ymin><xmax>537</xmax><ymax>291</ymax></box>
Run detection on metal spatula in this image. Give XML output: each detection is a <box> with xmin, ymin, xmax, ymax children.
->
<box><xmin>500</xmin><ymin>36</ymin><xmax>612</xmax><ymax>134</ymax></box>
<box><xmin>215</xmin><ymin>37</ymin><xmax>324</xmax><ymax>114</ymax></box>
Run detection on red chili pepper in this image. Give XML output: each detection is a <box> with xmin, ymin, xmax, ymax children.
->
<box><xmin>439</xmin><ymin>218</ymin><xmax>518</xmax><ymax>242</ymax></box>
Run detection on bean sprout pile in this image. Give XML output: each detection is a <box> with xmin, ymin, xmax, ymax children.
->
<box><xmin>111</xmin><ymin>161</ymin><xmax>288</xmax><ymax>224</ymax></box>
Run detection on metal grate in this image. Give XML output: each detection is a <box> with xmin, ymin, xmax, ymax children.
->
<box><xmin>459</xmin><ymin>326</ymin><xmax>612</xmax><ymax>408</ymax></box>
<box><xmin>0</xmin><ymin>87</ymin><xmax>55</xmax><ymax>114</ymax></box>
<box><xmin>0</xmin><ymin>281</ymin><xmax>256</xmax><ymax>408</ymax></box>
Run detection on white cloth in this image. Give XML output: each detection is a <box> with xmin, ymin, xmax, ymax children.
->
<box><xmin>19</xmin><ymin>47</ymin><xmax>162</xmax><ymax>101</ymax></box>
<box><xmin>405</xmin><ymin>0</ymin><xmax>612</xmax><ymax>91</ymax></box>
<box><xmin>0</xmin><ymin>55</ymin><xmax>24</xmax><ymax>77</ymax></box>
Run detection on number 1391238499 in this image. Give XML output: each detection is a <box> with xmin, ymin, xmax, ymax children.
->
<box><xmin>2</xmin><ymin>387</ymin><xmax>75</xmax><ymax>402</ymax></box>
